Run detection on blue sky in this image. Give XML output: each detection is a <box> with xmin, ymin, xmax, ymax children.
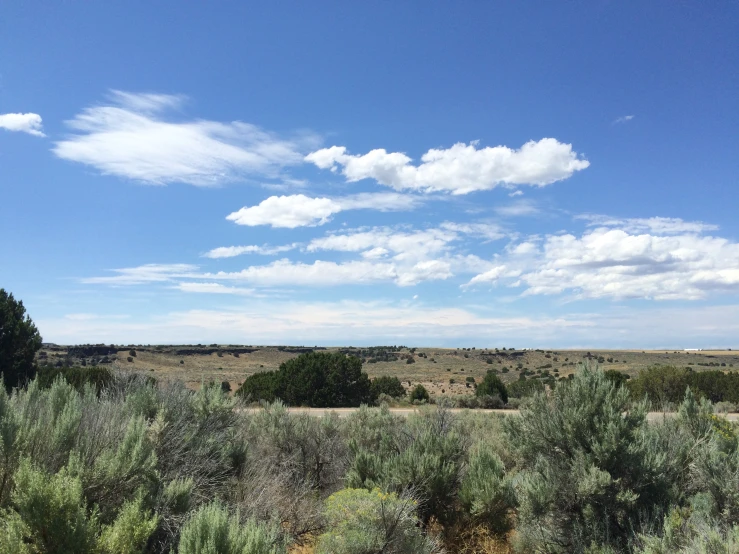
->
<box><xmin>2</xmin><ymin>1</ymin><xmax>738</xmax><ymax>347</ymax></box>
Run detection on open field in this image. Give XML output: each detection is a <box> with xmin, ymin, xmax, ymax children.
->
<box><xmin>38</xmin><ymin>343</ymin><xmax>739</xmax><ymax>397</ymax></box>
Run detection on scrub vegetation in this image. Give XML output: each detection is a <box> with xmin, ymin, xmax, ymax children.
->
<box><xmin>5</xmin><ymin>290</ymin><xmax>739</xmax><ymax>552</ymax></box>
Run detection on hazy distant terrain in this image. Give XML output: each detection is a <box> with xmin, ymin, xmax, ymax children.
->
<box><xmin>38</xmin><ymin>343</ymin><xmax>739</xmax><ymax>397</ymax></box>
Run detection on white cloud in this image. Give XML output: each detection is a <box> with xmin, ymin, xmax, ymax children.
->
<box><xmin>81</xmin><ymin>263</ymin><xmax>197</xmax><ymax>285</ymax></box>
<box><xmin>200</xmin><ymin>259</ymin><xmax>399</xmax><ymax>286</ymax></box>
<box><xmin>307</xmin><ymin>227</ymin><xmax>457</xmax><ymax>262</ymax></box>
<box><xmin>53</xmin><ymin>90</ymin><xmax>317</xmax><ymax>186</ymax></box>
<box><xmin>509</xmin><ymin>190</ymin><xmax>524</xmax><ymax>197</ymax></box>
<box><xmin>305</xmin><ymin>138</ymin><xmax>589</xmax><ymax>194</ymax></box>
<box><xmin>37</xmin><ymin>301</ymin><xmax>739</xmax><ymax>348</ymax></box>
<box><xmin>203</xmin><ymin>243</ymin><xmax>299</xmax><ymax>259</ymax></box>
<box><xmin>226</xmin><ymin>192</ymin><xmax>422</xmax><ymax>228</ymax></box>
<box><xmin>613</xmin><ymin>115</ymin><xmax>635</xmax><ymax>124</ymax></box>
<box><xmin>0</xmin><ymin>113</ymin><xmax>45</xmax><ymax>137</ymax></box>
<box><xmin>175</xmin><ymin>282</ymin><xmax>256</xmax><ymax>295</ymax></box>
<box><xmin>439</xmin><ymin>222</ymin><xmax>505</xmax><ymax>241</ymax></box>
<box><xmin>396</xmin><ymin>260</ymin><xmax>453</xmax><ymax>286</ymax></box>
<box><xmin>494</xmin><ymin>200</ymin><xmax>540</xmax><ymax>217</ymax></box>
<box><xmin>466</xmin><ymin>223</ymin><xmax>739</xmax><ymax>300</ymax></box>
<box><xmin>34</xmin><ymin>300</ymin><xmax>589</xmax><ymax>346</ymax></box>
<box><xmin>466</xmin><ymin>265</ymin><xmax>521</xmax><ymax>287</ymax></box>
<box><xmin>362</xmin><ymin>247</ymin><xmax>390</xmax><ymax>259</ymax></box>
<box><xmin>577</xmin><ymin>214</ymin><xmax>719</xmax><ymax>234</ymax></box>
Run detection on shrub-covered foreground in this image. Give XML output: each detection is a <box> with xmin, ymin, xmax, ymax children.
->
<box><xmin>4</xmin><ymin>367</ymin><xmax>739</xmax><ymax>553</ymax></box>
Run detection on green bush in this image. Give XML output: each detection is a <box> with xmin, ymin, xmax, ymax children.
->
<box><xmin>458</xmin><ymin>441</ymin><xmax>513</xmax><ymax>534</ymax></box>
<box><xmin>316</xmin><ymin>488</ymin><xmax>438</xmax><ymax>554</ymax></box>
<box><xmin>36</xmin><ymin>365</ymin><xmax>114</xmax><ymax>393</ymax></box>
<box><xmin>345</xmin><ymin>407</ymin><xmax>466</xmax><ymax>526</ymax></box>
<box><xmin>409</xmin><ymin>384</ymin><xmax>429</xmax><ymax>403</ymax></box>
<box><xmin>505</xmin><ymin>366</ymin><xmax>680</xmax><ymax>552</ymax></box>
<box><xmin>10</xmin><ymin>459</ymin><xmax>98</xmax><ymax>554</ymax></box>
<box><xmin>475</xmin><ymin>371</ymin><xmax>508</xmax><ymax>403</ymax></box>
<box><xmin>629</xmin><ymin>366</ymin><xmax>739</xmax><ymax>407</ymax></box>
<box><xmin>507</xmin><ymin>377</ymin><xmax>545</xmax><ymax>398</ymax></box>
<box><xmin>177</xmin><ymin>501</ymin><xmax>285</xmax><ymax>554</ymax></box>
<box><xmin>369</xmin><ymin>376</ymin><xmax>406</xmax><ymax>399</ymax></box>
<box><xmin>236</xmin><ymin>352</ymin><xmax>372</xmax><ymax>407</ymax></box>
<box><xmin>97</xmin><ymin>492</ymin><xmax>159</xmax><ymax>554</ymax></box>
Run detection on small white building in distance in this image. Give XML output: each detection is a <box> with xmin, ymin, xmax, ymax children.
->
<box><xmin>684</xmin><ymin>348</ymin><xmax>703</xmax><ymax>351</ymax></box>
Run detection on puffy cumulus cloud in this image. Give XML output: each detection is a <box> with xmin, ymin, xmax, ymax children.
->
<box><xmin>305</xmin><ymin>138</ymin><xmax>589</xmax><ymax>194</ymax></box>
<box><xmin>465</xmin><ymin>222</ymin><xmax>739</xmax><ymax>300</ymax></box>
<box><xmin>203</xmin><ymin>243</ymin><xmax>299</xmax><ymax>259</ymax></box>
<box><xmin>53</xmin><ymin>90</ymin><xmax>318</xmax><ymax>185</ymax></box>
<box><xmin>0</xmin><ymin>112</ymin><xmax>45</xmax><ymax>137</ymax></box>
<box><xmin>226</xmin><ymin>192</ymin><xmax>422</xmax><ymax>228</ymax></box>
<box><xmin>81</xmin><ymin>263</ymin><xmax>197</xmax><ymax>285</ymax></box>
<box><xmin>613</xmin><ymin>115</ymin><xmax>635</xmax><ymax>124</ymax></box>
<box><xmin>227</xmin><ymin>195</ymin><xmax>338</xmax><ymax>228</ymax></box>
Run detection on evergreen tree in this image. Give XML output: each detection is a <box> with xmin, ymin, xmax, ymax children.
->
<box><xmin>0</xmin><ymin>289</ymin><xmax>42</xmax><ymax>390</ymax></box>
<box><xmin>475</xmin><ymin>370</ymin><xmax>508</xmax><ymax>403</ymax></box>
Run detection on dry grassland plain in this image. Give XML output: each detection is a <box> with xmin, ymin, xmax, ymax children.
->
<box><xmin>38</xmin><ymin>344</ymin><xmax>739</xmax><ymax>398</ymax></box>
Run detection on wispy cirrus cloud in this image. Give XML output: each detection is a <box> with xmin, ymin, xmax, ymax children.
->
<box><xmin>226</xmin><ymin>192</ymin><xmax>423</xmax><ymax>228</ymax></box>
<box><xmin>174</xmin><ymin>282</ymin><xmax>257</xmax><ymax>296</ymax></box>
<box><xmin>306</xmin><ymin>138</ymin><xmax>589</xmax><ymax>195</ymax></box>
<box><xmin>53</xmin><ymin>90</ymin><xmax>319</xmax><ymax>186</ymax></box>
<box><xmin>576</xmin><ymin>214</ymin><xmax>719</xmax><ymax>234</ymax></box>
<box><xmin>80</xmin><ymin>263</ymin><xmax>197</xmax><ymax>285</ymax></box>
<box><xmin>494</xmin><ymin>199</ymin><xmax>540</xmax><ymax>217</ymax></box>
<box><xmin>0</xmin><ymin>112</ymin><xmax>45</xmax><ymax>137</ymax></box>
<box><xmin>203</xmin><ymin>243</ymin><xmax>299</xmax><ymax>259</ymax></box>
<box><xmin>613</xmin><ymin>115</ymin><xmax>635</xmax><ymax>124</ymax></box>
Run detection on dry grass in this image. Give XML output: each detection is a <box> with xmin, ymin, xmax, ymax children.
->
<box><xmin>446</xmin><ymin>525</ymin><xmax>514</xmax><ymax>554</ymax></box>
<box><xmin>40</xmin><ymin>344</ymin><xmax>739</xmax><ymax>397</ymax></box>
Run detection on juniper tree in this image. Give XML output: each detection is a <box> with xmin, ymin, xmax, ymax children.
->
<box><xmin>0</xmin><ymin>289</ymin><xmax>42</xmax><ymax>390</ymax></box>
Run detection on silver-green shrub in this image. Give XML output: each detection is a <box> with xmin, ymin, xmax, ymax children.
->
<box><xmin>10</xmin><ymin>458</ymin><xmax>98</xmax><ymax>554</ymax></box>
<box><xmin>316</xmin><ymin>488</ymin><xmax>440</xmax><ymax>554</ymax></box>
<box><xmin>505</xmin><ymin>366</ymin><xmax>682</xmax><ymax>553</ymax></box>
<box><xmin>177</xmin><ymin>501</ymin><xmax>285</xmax><ymax>554</ymax></box>
<box><xmin>458</xmin><ymin>440</ymin><xmax>513</xmax><ymax>534</ymax></box>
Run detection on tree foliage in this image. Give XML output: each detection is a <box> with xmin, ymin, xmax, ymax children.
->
<box><xmin>236</xmin><ymin>352</ymin><xmax>373</xmax><ymax>407</ymax></box>
<box><xmin>409</xmin><ymin>384</ymin><xmax>430</xmax><ymax>403</ymax></box>
<box><xmin>475</xmin><ymin>371</ymin><xmax>508</xmax><ymax>403</ymax></box>
<box><xmin>507</xmin><ymin>377</ymin><xmax>545</xmax><ymax>398</ymax></box>
<box><xmin>629</xmin><ymin>366</ymin><xmax>739</xmax><ymax>406</ymax></box>
<box><xmin>0</xmin><ymin>289</ymin><xmax>42</xmax><ymax>390</ymax></box>
<box><xmin>370</xmin><ymin>376</ymin><xmax>406</xmax><ymax>399</ymax></box>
